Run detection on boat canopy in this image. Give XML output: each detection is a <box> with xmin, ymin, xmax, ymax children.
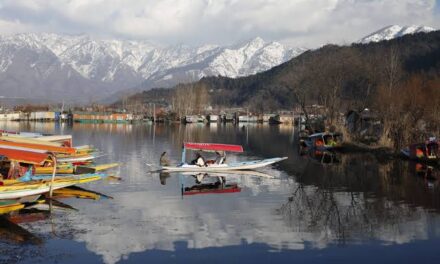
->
<box><xmin>184</xmin><ymin>142</ymin><xmax>244</xmax><ymax>153</ymax></box>
<box><xmin>0</xmin><ymin>147</ymin><xmax>49</xmax><ymax>165</ymax></box>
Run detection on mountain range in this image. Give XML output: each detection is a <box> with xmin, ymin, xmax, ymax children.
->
<box><xmin>0</xmin><ymin>25</ymin><xmax>435</xmax><ymax>103</ymax></box>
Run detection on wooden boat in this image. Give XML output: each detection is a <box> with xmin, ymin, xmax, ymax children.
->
<box><xmin>57</xmin><ymin>154</ymin><xmax>98</xmax><ymax>163</ymax></box>
<box><xmin>401</xmin><ymin>139</ymin><xmax>439</xmax><ymax>163</ymax></box>
<box><xmin>0</xmin><ymin>130</ymin><xmax>72</xmax><ymax>147</ymax></box>
<box><xmin>180</xmin><ymin>170</ymin><xmax>275</xmax><ymax>179</ymax></box>
<box><xmin>0</xmin><ymin>139</ymin><xmax>75</xmax><ymax>154</ymax></box>
<box><xmin>0</xmin><ymin>175</ymin><xmax>102</xmax><ymax>200</ymax></box>
<box><xmin>302</xmin><ymin>132</ymin><xmax>343</xmax><ymax>150</ymax></box>
<box><xmin>24</xmin><ymin>172</ymin><xmax>107</xmax><ymax>181</ymax></box>
<box><xmin>34</xmin><ymin>162</ymin><xmax>119</xmax><ymax>175</ymax></box>
<box><xmin>162</xmin><ymin>142</ymin><xmax>287</xmax><ymax>172</ymax></box>
<box><xmin>75</xmin><ymin>163</ymin><xmax>120</xmax><ymax>174</ymax></box>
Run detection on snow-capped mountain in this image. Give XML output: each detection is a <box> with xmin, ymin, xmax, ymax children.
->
<box><xmin>0</xmin><ymin>33</ymin><xmax>305</xmax><ymax>102</ymax></box>
<box><xmin>0</xmin><ymin>25</ymin><xmax>435</xmax><ymax>103</ymax></box>
<box><xmin>359</xmin><ymin>25</ymin><xmax>435</xmax><ymax>44</ymax></box>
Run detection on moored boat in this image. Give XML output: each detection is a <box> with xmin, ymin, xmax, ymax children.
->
<box><xmin>162</xmin><ymin>142</ymin><xmax>287</xmax><ymax>172</ymax></box>
<box><xmin>401</xmin><ymin>138</ymin><xmax>439</xmax><ymax>163</ymax></box>
<box><xmin>301</xmin><ymin>132</ymin><xmax>343</xmax><ymax>151</ymax></box>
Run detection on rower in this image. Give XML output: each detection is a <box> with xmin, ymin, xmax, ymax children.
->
<box><xmin>191</xmin><ymin>153</ymin><xmax>206</xmax><ymax>167</ymax></box>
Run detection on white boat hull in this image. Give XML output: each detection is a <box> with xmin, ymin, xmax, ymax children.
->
<box><xmin>163</xmin><ymin>157</ymin><xmax>287</xmax><ymax>172</ymax></box>
<box><xmin>0</xmin><ymin>181</ymin><xmax>76</xmax><ymax>200</ymax></box>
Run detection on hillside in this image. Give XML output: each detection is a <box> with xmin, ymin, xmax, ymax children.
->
<box><xmin>126</xmin><ymin>30</ymin><xmax>439</xmax><ymax>112</ymax></box>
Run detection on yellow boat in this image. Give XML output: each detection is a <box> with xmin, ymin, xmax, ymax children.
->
<box><xmin>35</xmin><ymin>164</ymin><xmax>74</xmax><ymax>174</ymax></box>
<box><xmin>34</xmin><ymin>162</ymin><xmax>119</xmax><ymax>175</ymax></box>
<box><xmin>75</xmin><ymin>163</ymin><xmax>120</xmax><ymax>174</ymax></box>
<box><xmin>0</xmin><ymin>175</ymin><xmax>102</xmax><ymax>199</ymax></box>
<box><xmin>0</xmin><ymin>203</ymin><xmax>25</xmax><ymax>214</ymax></box>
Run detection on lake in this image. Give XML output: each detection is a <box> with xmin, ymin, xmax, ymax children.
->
<box><xmin>0</xmin><ymin>121</ymin><xmax>439</xmax><ymax>264</ymax></box>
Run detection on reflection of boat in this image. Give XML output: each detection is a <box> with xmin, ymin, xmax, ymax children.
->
<box><xmin>0</xmin><ymin>216</ymin><xmax>43</xmax><ymax>244</ymax></box>
<box><xmin>183</xmin><ymin>182</ymin><xmax>241</xmax><ymax>195</ymax></box>
<box><xmin>401</xmin><ymin>139</ymin><xmax>439</xmax><ymax>164</ymax></box>
<box><xmin>0</xmin><ymin>201</ymin><xmax>25</xmax><ymax>214</ymax></box>
<box><xmin>306</xmin><ymin>150</ymin><xmax>340</xmax><ymax>165</ymax></box>
<box><xmin>180</xmin><ymin>173</ymin><xmax>241</xmax><ymax>196</ymax></box>
<box><xmin>163</xmin><ymin>143</ymin><xmax>287</xmax><ymax>172</ymax></box>
<box><xmin>301</xmin><ymin>132</ymin><xmax>343</xmax><ymax>150</ymax></box>
<box><xmin>46</xmin><ymin>186</ymin><xmax>112</xmax><ymax>200</ymax></box>
<box><xmin>410</xmin><ymin>162</ymin><xmax>440</xmax><ymax>182</ymax></box>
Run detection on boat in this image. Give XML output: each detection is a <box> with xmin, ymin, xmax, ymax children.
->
<box><xmin>162</xmin><ymin>142</ymin><xmax>287</xmax><ymax>172</ymax></box>
<box><xmin>184</xmin><ymin>115</ymin><xmax>205</xmax><ymax>123</ymax></box>
<box><xmin>401</xmin><ymin>138</ymin><xmax>439</xmax><ymax>163</ymax></box>
<box><xmin>34</xmin><ymin>162</ymin><xmax>119</xmax><ymax>174</ymax></box>
<box><xmin>301</xmin><ymin>132</ymin><xmax>343</xmax><ymax>150</ymax></box>
<box><xmin>0</xmin><ymin>175</ymin><xmax>102</xmax><ymax>200</ymax></box>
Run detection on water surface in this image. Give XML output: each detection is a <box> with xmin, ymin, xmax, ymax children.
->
<box><xmin>0</xmin><ymin>122</ymin><xmax>439</xmax><ymax>263</ymax></box>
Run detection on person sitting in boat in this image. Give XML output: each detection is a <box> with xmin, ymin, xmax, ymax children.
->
<box><xmin>215</xmin><ymin>151</ymin><xmax>226</xmax><ymax>164</ymax></box>
<box><xmin>191</xmin><ymin>153</ymin><xmax>206</xmax><ymax>167</ymax></box>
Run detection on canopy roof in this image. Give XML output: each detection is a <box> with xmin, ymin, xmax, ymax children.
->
<box><xmin>184</xmin><ymin>142</ymin><xmax>243</xmax><ymax>153</ymax></box>
<box><xmin>0</xmin><ymin>147</ymin><xmax>49</xmax><ymax>165</ymax></box>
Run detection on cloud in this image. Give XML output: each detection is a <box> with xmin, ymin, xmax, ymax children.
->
<box><xmin>0</xmin><ymin>0</ymin><xmax>437</xmax><ymax>47</ymax></box>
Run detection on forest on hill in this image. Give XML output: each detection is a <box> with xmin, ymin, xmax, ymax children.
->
<box><xmin>120</xmin><ymin>30</ymin><xmax>440</xmax><ymax>149</ymax></box>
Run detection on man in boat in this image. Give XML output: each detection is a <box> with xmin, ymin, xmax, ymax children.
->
<box><xmin>191</xmin><ymin>153</ymin><xmax>206</xmax><ymax>167</ymax></box>
<box><xmin>160</xmin><ymin>152</ymin><xmax>170</xmax><ymax>166</ymax></box>
<box><xmin>215</xmin><ymin>151</ymin><xmax>226</xmax><ymax>164</ymax></box>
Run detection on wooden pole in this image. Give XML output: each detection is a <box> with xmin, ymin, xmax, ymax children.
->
<box><xmin>49</xmin><ymin>155</ymin><xmax>57</xmax><ymax>198</ymax></box>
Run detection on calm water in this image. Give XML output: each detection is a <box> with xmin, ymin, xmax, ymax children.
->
<box><xmin>0</xmin><ymin>122</ymin><xmax>440</xmax><ymax>264</ymax></box>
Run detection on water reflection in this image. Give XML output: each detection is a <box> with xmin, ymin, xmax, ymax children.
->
<box><xmin>0</xmin><ymin>122</ymin><xmax>440</xmax><ymax>263</ymax></box>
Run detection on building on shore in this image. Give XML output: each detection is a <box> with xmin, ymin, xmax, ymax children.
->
<box><xmin>0</xmin><ymin>112</ymin><xmax>20</xmax><ymax>121</ymax></box>
<box><xmin>73</xmin><ymin>112</ymin><xmax>134</xmax><ymax>123</ymax></box>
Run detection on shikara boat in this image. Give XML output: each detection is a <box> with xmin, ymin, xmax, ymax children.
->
<box><xmin>301</xmin><ymin>132</ymin><xmax>343</xmax><ymax>151</ymax></box>
<box><xmin>0</xmin><ymin>147</ymin><xmax>102</xmax><ymax>199</ymax></box>
<box><xmin>0</xmin><ymin>176</ymin><xmax>101</xmax><ymax>200</ymax></box>
<box><xmin>401</xmin><ymin>139</ymin><xmax>439</xmax><ymax>163</ymax></box>
<box><xmin>162</xmin><ymin>142</ymin><xmax>287</xmax><ymax>172</ymax></box>
<box><xmin>34</xmin><ymin>162</ymin><xmax>119</xmax><ymax>175</ymax></box>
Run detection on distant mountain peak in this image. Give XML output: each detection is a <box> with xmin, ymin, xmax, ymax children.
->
<box><xmin>359</xmin><ymin>25</ymin><xmax>436</xmax><ymax>43</ymax></box>
<box><xmin>0</xmin><ymin>32</ymin><xmax>306</xmax><ymax>102</ymax></box>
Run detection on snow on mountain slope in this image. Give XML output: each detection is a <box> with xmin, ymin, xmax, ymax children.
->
<box><xmin>0</xmin><ymin>32</ymin><xmax>306</xmax><ymax>102</ymax></box>
<box><xmin>359</xmin><ymin>25</ymin><xmax>435</xmax><ymax>44</ymax></box>
<box><xmin>0</xmin><ymin>24</ymin><xmax>433</xmax><ymax>103</ymax></box>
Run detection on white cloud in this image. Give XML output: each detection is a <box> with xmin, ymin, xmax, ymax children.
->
<box><xmin>0</xmin><ymin>0</ymin><xmax>437</xmax><ymax>46</ymax></box>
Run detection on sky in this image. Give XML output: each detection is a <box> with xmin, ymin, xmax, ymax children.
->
<box><xmin>0</xmin><ymin>0</ymin><xmax>438</xmax><ymax>47</ymax></box>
